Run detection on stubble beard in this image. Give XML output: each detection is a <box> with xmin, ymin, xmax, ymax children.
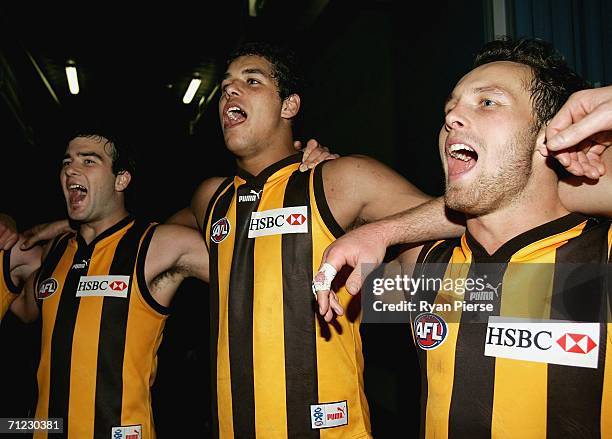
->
<box><xmin>444</xmin><ymin>128</ymin><xmax>536</xmax><ymax>216</ymax></box>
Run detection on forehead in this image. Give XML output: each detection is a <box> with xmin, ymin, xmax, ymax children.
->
<box><xmin>452</xmin><ymin>61</ymin><xmax>532</xmax><ymax>99</ymax></box>
<box><xmin>226</xmin><ymin>55</ymin><xmax>274</xmax><ymax>75</ymax></box>
<box><xmin>65</xmin><ymin>136</ymin><xmax>112</xmax><ymax>157</ymax></box>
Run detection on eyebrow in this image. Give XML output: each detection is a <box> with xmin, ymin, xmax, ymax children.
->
<box><xmin>63</xmin><ymin>151</ymin><xmax>104</xmax><ymax>160</ymax></box>
<box><xmin>444</xmin><ymin>86</ymin><xmax>510</xmax><ymax>106</ymax></box>
<box><xmin>223</xmin><ymin>67</ymin><xmax>272</xmax><ymax>80</ymax></box>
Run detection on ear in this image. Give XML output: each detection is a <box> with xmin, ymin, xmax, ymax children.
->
<box><xmin>535</xmin><ymin>126</ymin><xmax>549</xmax><ymax>157</ymax></box>
<box><xmin>115</xmin><ymin>171</ymin><xmax>132</xmax><ymax>192</ymax></box>
<box><xmin>281</xmin><ymin>94</ymin><xmax>300</xmax><ymax>120</ymax></box>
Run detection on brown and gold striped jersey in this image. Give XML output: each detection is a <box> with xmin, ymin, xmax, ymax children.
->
<box><xmin>33</xmin><ymin>216</ymin><xmax>168</xmax><ymax>439</ymax></box>
<box><xmin>205</xmin><ymin>154</ymin><xmax>371</xmax><ymax>438</ymax></box>
<box><xmin>412</xmin><ymin>213</ymin><xmax>612</xmax><ymax>439</ymax></box>
<box><xmin>1</xmin><ymin>249</ymin><xmax>19</xmax><ymax>321</ymax></box>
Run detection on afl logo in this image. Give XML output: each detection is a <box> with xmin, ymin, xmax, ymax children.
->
<box><xmin>38</xmin><ymin>278</ymin><xmax>59</xmax><ymax>299</ymax></box>
<box><xmin>211</xmin><ymin>217</ymin><xmax>231</xmax><ymax>244</ymax></box>
<box><xmin>414</xmin><ymin>312</ymin><xmax>448</xmax><ymax>350</ymax></box>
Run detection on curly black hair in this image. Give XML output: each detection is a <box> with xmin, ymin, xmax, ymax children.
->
<box><xmin>226</xmin><ymin>41</ymin><xmax>304</xmax><ymax>101</ymax></box>
<box><xmin>473</xmin><ymin>37</ymin><xmax>591</xmax><ymax>131</ymax></box>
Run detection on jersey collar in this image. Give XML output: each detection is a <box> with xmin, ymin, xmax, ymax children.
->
<box><xmin>236</xmin><ymin>153</ymin><xmax>302</xmax><ymax>186</ymax></box>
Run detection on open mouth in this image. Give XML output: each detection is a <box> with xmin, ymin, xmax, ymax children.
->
<box><xmin>68</xmin><ymin>183</ymin><xmax>88</xmax><ymax>206</ymax></box>
<box><xmin>223</xmin><ymin>104</ymin><xmax>248</xmax><ymax>128</ymax></box>
<box><xmin>447</xmin><ymin>143</ymin><xmax>478</xmax><ymax>177</ymax></box>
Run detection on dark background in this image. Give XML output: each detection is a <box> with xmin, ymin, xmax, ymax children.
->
<box><xmin>0</xmin><ymin>1</ymin><xmax>610</xmax><ymax>437</ymax></box>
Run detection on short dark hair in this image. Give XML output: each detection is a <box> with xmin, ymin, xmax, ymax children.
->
<box><xmin>226</xmin><ymin>41</ymin><xmax>304</xmax><ymax>101</ymax></box>
<box><xmin>66</xmin><ymin>125</ymin><xmax>136</xmax><ymax>178</ymax></box>
<box><xmin>473</xmin><ymin>37</ymin><xmax>591</xmax><ymax>131</ymax></box>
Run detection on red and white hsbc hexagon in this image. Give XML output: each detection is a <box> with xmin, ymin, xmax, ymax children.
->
<box><xmin>413</xmin><ymin>313</ymin><xmax>448</xmax><ymax>350</ymax></box>
<box><xmin>76</xmin><ymin>275</ymin><xmax>131</xmax><ymax>298</ymax></box>
<box><xmin>248</xmin><ymin>206</ymin><xmax>308</xmax><ymax>238</ymax></box>
<box><xmin>484</xmin><ymin>316</ymin><xmax>600</xmax><ymax>368</ymax></box>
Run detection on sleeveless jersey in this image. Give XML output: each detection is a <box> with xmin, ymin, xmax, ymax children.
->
<box><xmin>33</xmin><ymin>216</ymin><xmax>168</xmax><ymax>439</ymax></box>
<box><xmin>205</xmin><ymin>154</ymin><xmax>371</xmax><ymax>438</ymax></box>
<box><xmin>412</xmin><ymin>213</ymin><xmax>612</xmax><ymax>439</ymax></box>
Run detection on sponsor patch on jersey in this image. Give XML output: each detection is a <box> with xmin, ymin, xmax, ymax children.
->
<box><xmin>413</xmin><ymin>312</ymin><xmax>448</xmax><ymax>350</ymax></box>
<box><xmin>211</xmin><ymin>217</ymin><xmax>231</xmax><ymax>243</ymax></box>
<box><xmin>310</xmin><ymin>400</ymin><xmax>348</xmax><ymax>429</ymax></box>
<box><xmin>484</xmin><ymin>316</ymin><xmax>600</xmax><ymax>368</ymax></box>
<box><xmin>38</xmin><ymin>278</ymin><xmax>59</xmax><ymax>299</ymax></box>
<box><xmin>76</xmin><ymin>275</ymin><xmax>130</xmax><ymax>298</ymax></box>
<box><xmin>238</xmin><ymin>188</ymin><xmax>263</xmax><ymax>203</ymax></box>
<box><xmin>248</xmin><ymin>206</ymin><xmax>308</xmax><ymax>238</ymax></box>
<box><xmin>111</xmin><ymin>424</ymin><xmax>141</xmax><ymax>439</ymax></box>
<box><xmin>71</xmin><ymin>258</ymin><xmax>90</xmax><ymax>270</ymax></box>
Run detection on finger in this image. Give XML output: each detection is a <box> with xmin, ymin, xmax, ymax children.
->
<box><xmin>293</xmin><ymin>140</ymin><xmax>303</xmax><ymax>151</ymax></box>
<box><xmin>576</xmin><ymin>150</ymin><xmax>600</xmax><ymax>180</ymax></box>
<box><xmin>316</xmin><ymin>290</ymin><xmax>331</xmax><ymax>316</ymax></box>
<box><xmin>3</xmin><ymin>234</ymin><xmax>18</xmax><ymax>251</ymax></box>
<box><xmin>552</xmin><ymin>150</ymin><xmax>570</xmax><ymax>167</ymax></box>
<box><xmin>345</xmin><ymin>258</ymin><xmax>378</xmax><ymax>295</ymax></box>
<box><xmin>547</xmin><ymin>109</ymin><xmax>609</xmax><ymax>151</ymax></box>
<box><xmin>329</xmin><ymin>292</ymin><xmax>344</xmax><ymax>316</ymax></box>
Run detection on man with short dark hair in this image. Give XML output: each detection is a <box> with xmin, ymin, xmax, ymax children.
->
<box><xmin>315</xmin><ymin>37</ymin><xmax>612</xmax><ymax>438</ymax></box>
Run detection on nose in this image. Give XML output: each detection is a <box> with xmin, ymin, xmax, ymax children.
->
<box><xmin>223</xmin><ymin>80</ymin><xmax>241</xmax><ymax>98</ymax></box>
<box><xmin>444</xmin><ymin>103</ymin><xmax>466</xmax><ymax>131</ymax></box>
<box><xmin>63</xmin><ymin>162</ymin><xmax>80</xmax><ymax>177</ymax></box>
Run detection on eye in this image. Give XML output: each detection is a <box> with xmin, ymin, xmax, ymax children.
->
<box><xmin>62</xmin><ymin>160</ymin><xmax>70</xmax><ymax>167</ymax></box>
<box><xmin>481</xmin><ymin>98</ymin><xmax>496</xmax><ymax>107</ymax></box>
<box><xmin>247</xmin><ymin>78</ymin><xmax>260</xmax><ymax>85</ymax></box>
<box><xmin>84</xmin><ymin>159</ymin><xmax>95</xmax><ymax>165</ymax></box>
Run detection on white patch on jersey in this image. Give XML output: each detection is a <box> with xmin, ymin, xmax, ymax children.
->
<box><xmin>248</xmin><ymin>206</ymin><xmax>308</xmax><ymax>238</ymax></box>
<box><xmin>310</xmin><ymin>401</ymin><xmax>348</xmax><ymax>429</ymax></box>
<box><xmin>76</xmin><ymin>275</ymin><xmax>130</xmax><ymax>298</ymax></box>
<box><xmin>111</xmin><ymin>424</ymin><xmax>141</xmax><ymax>439</ymax></box>
<box><xmin>484</xmin><ymin>316</ymin><xmax>600</xmax><ymax>369</ymax></box>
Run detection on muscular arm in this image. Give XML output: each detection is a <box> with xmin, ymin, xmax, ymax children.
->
<box><xmin>9</xmin><ymin>236</ymin><xmax>43</xmax><ymax>286</ymax></box>
<box><xmin>143</xmin><ymin>224</ymin><xmax>209</xmax><ymax>307</ymax></box>
<box><xmin>165</xmin><ymin>177</ymin><xmax>226</xmax><ymax>230</ymax></box>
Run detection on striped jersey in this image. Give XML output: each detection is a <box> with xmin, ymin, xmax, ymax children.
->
<box><xmin>205</xmin><ymin>154</ymin><xmax>371</xmax><ymax>438</ymax></box>
<box><xmin>1</xmin><ymin>249</ymin><xmax>19</xmax><ymax>321</ymax></box>
<box><xmin>33</xmin><ymin>216</ymin><xmax>167</xmax><ymax>439</ymax></box>
<box><xmin>412</xmin><ymin>213</ymin><xmax>612</xmax><ymax>438</ymax></box>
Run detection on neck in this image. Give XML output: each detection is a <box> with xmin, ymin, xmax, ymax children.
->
<box><xmin>466</xmin><ymin>175</ymin><xmax>568</xmax><ymax>255</ymax></box>
<box><xmin>236</xmin><ymin>129</ymin><xmax>296</xmax><ymax>176</ymax></box>
<box><xmin>78</xmin><ymin>207</ymin><xmax>129</xmax><ymax>244</ymax></box>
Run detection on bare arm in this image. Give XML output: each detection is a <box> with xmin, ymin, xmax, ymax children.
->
<box><xmin>9</xmin><ymin>235</ymin><xmax>43</xmax><ymax>286</ymax></box>
<box><xmin>10</xmin><ymin>270</ymin><xmax>40</xmax><ymax>323</ymax></box>
<box><xmin>143</xmin><ymin>224</ymin><xmax>209</xmax><ymax>307</ymax></box>
<box><xmin>314</xmin><ymin>197</ymin><xmax>464</xmax><ymax>321</ymax></box>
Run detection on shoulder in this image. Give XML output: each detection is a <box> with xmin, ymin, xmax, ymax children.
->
<box><xmin>191</xmin><ymin>177</ymin><xmax>230</xmax><ymax>224</ymax></box>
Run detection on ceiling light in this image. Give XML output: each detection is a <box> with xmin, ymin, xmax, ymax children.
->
<box><xmin>65</xmin><ymin>60</ymin><xmax>80</xmax><ymax>95</ymax></box>
<box><xmin>183</xmin><ymin>77</ymin><xmax>202</xmax><ymax>104</ymax></box>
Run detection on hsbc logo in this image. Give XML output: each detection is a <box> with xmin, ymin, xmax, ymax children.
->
<box><xmin>485</xmin><ymin>317</ymin><xmax>600</xmax><ymax>369</ymax></box>
<box><xmin>414</xmin><ymin>313</ymin><xmax>448</xmax><ymax>350</ymax></box>
<box><xmin>556</xmin><ymin>333</ymin><xmax>597</xmax><ymax>354</ymax></box>
<box><xmin>310</xmin><ymin>401</ymin><xmax>348</xmax><ymax>429</ymax></box>
<box><xmin>248</xmin><ymin>206</ymin><xmax>308</xmax><ymax>238</ymax></box>
<box><xmin>211</xmin><ymin>217</ymin><xmax>231</xmax><ymax>244</ymax></box>
<box><xmin>76</xmin><ymin>275</ymin><xmax>130</xmax><ymax>298</ymax></box>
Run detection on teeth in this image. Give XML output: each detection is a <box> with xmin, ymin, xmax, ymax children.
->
<box><xmin>448</xmin><ymin>143</ymin><xmax>476</xmax><ymax>162</ymax></box>
<box><xmin>449</xmin><ymin>143</ymin><xmax>475</xmax><ymax>153</ymax></box>
<box><xmin>69</xmin><ymin>184</ymin><xmax>86</xmax><ymax>191</ymax></box>
<box><xmin>227</xmin><ymin>106</ymin><xmax>241</xmax><ymax>114</ymax></box>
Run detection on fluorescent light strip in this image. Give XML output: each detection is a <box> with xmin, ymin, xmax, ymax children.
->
<box><xmin>183</xmin><ymin>78</ymin><xmax>202</xmax><ymax>104</ymax></box>
<box><xmin>65</xmin><ymin>65</ymin><xmax>80</xmax><ymax>95</ymax></box>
